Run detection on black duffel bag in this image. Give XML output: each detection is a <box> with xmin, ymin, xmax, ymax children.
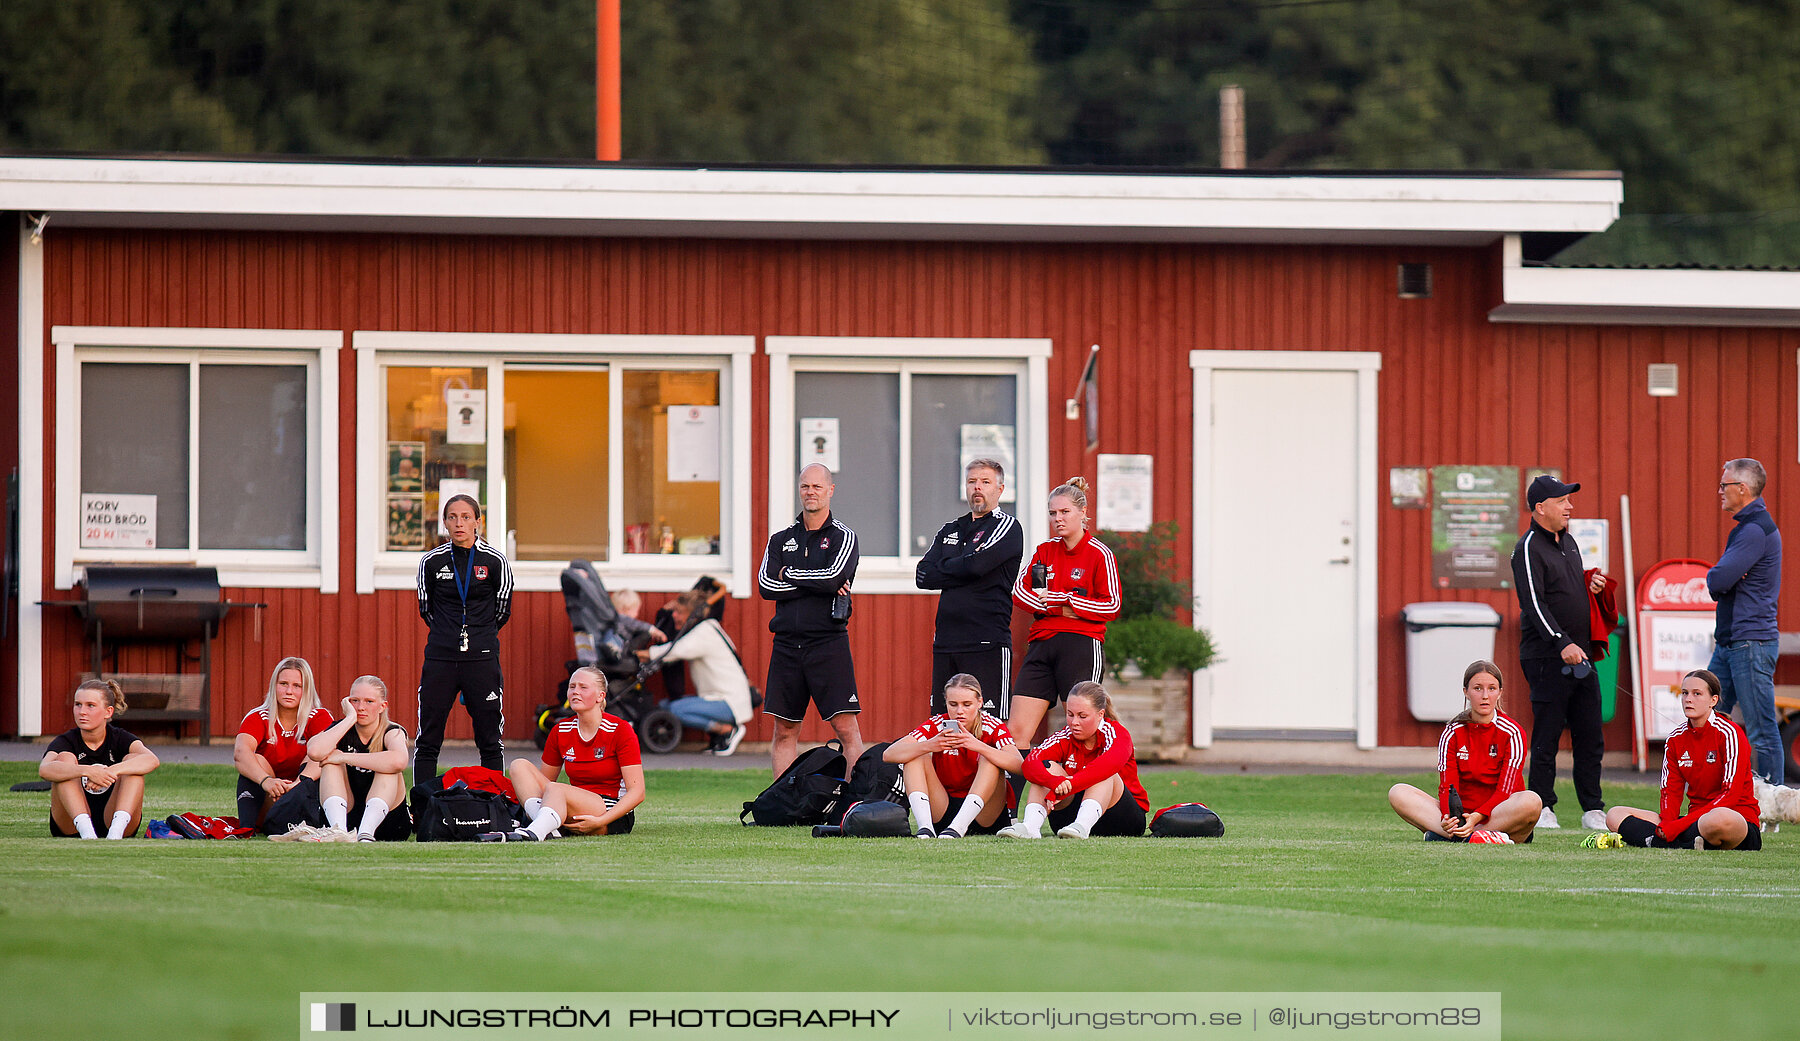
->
<box><xmin>416</xmin><ymin>781</ymin><xmax>522</xmax><ymax>841</ymax></box>
<box><xmin>1149</xmin><ymin>802</ymin><xmax>1225</xmax><ymax>837</ymax></box>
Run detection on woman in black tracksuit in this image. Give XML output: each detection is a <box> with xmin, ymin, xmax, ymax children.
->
<box><xmin>413</xmin><ymin>493</ymin><xmax>513</xmax><ymax>787</ymax></box>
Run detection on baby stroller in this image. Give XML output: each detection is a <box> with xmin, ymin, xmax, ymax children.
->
<box><xmin>534</xmin><ymin>559</ymin><xmax>683</xmax><ymax>754</ymax></box>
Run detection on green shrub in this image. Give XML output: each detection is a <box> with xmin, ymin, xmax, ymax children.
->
<box><xmin>1104</xmin><ymin>614</ymin><xmax>1216</xmax><ymax>680</ymax></box>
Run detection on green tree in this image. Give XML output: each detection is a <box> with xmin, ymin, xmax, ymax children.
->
<box><xmin>0</xmin><ymin>0</ymin><xmax>250</xmax><ymax>152</ymax></box>
<box><xmin>623</xmin><ymin>0</ymin><xmax>1043</xmax><ymax>164</ymax></box>
<box><xmin>1011</xmin><ymin>0</ymin><xmax>1800</xmax><ymax>214</ymax></box>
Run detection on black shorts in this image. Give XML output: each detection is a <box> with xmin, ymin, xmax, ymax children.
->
<box><xmin>1047</xmin><ymin>791</ymin><xmax>1146</xmax><ymax>837</ymax></box>
<box><xmin>1669</xmin><ymin>819</ymin><xmax>1763</xmax><ymax>851</ymax></box>
<box><xmin>764</xmin><ymin>635</ymin><xmax>859</xmax><ymax>722</ymax></box>
<box><xmin>49</xmin><ymin>787</ymin><xmax>134</xmax><ymax>837</ymax></box>
<box><xmin>931</xmin><ymin>647</ymin><xmax>1011</xmax><ymax>717</ymax></box>
<box><xmin>1013</xmin><ymin>632</ymin><xmax>1104</xmax><ymax>706</ymax></box>
<box><xmin>934</xmin><ymin>795</ymin><xmax>1012</xmax><ymax>836</ymax></box>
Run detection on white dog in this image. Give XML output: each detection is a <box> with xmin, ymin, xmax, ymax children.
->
<box><xmin>1752</xmin><ymin>776</ymin><xmax>1800</xmax><ymax>831</ymax></box>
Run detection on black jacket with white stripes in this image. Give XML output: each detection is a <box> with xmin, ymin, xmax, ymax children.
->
<box><xmin>758</xmin><ymin>512</ymin><xmax>859</xmax><ymax>640</ymax></box>
<box><xmin>914</xmin><ymin>508</ymin><xmax>1024</xmax><ymax>653</ymax></box>
<box><xmin>1509</xmin><ymin>520</ymin><xmax>1590</xmax><ymax>661</ymax></box>
<box><xmin>417</xmin><ymin>540</ymin><xmax>513</xmax><ymax>661</ymax></box>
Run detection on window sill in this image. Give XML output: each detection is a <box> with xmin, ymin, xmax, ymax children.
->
<box><xmin>367</xmin><ymin>556</ymin><xmax>749</xmax><ymax>596</ymax></box>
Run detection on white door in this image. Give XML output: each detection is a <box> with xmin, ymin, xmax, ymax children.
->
<box><xmin>1201</xmin><ymin>366</ymin><xmax>1364</xmax><ymax>735</ymax></box>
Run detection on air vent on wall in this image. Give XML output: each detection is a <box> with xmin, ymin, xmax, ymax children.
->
<box><xmin>1647</xmin><ymin>363</ymin><xmax>1679</xmax><ymax>397</ymax></box>
<box><xmin>1397</xmin><ymin>263</ymin><xmax>1432</xmax><ymax>298</ymax></box>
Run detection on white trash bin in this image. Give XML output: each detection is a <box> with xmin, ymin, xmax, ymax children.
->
<box><xmin>1402</xmin><ymin>602</ymin><xmax>1501</xmax><ymax>722</ymax></box>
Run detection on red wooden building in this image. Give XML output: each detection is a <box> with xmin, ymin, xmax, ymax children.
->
<box><xmin>4</xmin><ymin>156</ymin><xmax>1798</xmax><ymax>755</ymax></box>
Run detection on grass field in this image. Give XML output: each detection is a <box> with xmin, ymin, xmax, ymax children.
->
<box><xmin>2</xmin><ymin>761</ymin><xmax>1794</xmax><ymax>1041</ymax></box>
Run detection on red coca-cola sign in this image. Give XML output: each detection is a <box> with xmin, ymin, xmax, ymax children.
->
<box><xmin>1636</xmin><ymin>559</ymin><xmax>1714</xmax><ymax>611</ymax></box>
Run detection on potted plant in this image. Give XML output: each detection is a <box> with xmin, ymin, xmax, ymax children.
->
<box><xmin>1098</xmin><ymin>521</ymin><xmax>1217</xmax><ymax>761</ymax></box>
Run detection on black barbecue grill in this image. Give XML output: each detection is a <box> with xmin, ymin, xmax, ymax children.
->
<box><xmin>44</xmin><ymin>565</ymin><xmax>262</xmax><ymax>743</ymax></box>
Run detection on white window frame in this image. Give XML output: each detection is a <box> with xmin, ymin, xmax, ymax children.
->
<box><xmin>353</xmin><ymin>332</ymin><xmax>754</xmax><ymax>596</ymax></box>
<box><xmin>51</xmin><ymin>326</ymin><xmax>340</xmax><ymax>591</ymax></box>
<box><xmin>766</xmin><ymin>336</ymin><xmax>1052</xmax><ymax>594</ymax></box>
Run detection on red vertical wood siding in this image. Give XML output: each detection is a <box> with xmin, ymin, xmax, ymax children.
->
<box><xmin>31</xmin><ymin>229</ymin><xmax>1800</xmax><ymax>750</ymax></box>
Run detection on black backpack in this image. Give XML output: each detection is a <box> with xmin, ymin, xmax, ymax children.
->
<box><xmin>740</xmin><ymin>741</ymin><xmax>846</xmax><ymax>826</ymax></box>
<box><xmin>839</xmin><ymin>799</ymin><xmax>910</xmax><ymax>837</ymax></box>
<box><xmin>827</xmin><ymin>741</ymin><xmax>904</xmax><ymax>826</ymax></box>
<box><xmin>416</xmin><ymin>782</ymin><xmax>523</xmax><ymax>841</ymax></box>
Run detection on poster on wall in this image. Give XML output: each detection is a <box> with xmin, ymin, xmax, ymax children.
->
<box><xmin>1430</xmin><ymin>465</ymin><xmax>1520</xmax><ymax>588</ymax></box>
<box><xmin>667</xmin><ymin>406</ymin><xmax>721</xmax><ymax>482</ymax></box>
<box><xmin>437</xmin><ymin>478</ymin><xmax>481</xmax><ymax>534</ymax></box>
<box><xmin>1389</xmin><ymin>467</ymin><xmax>1428</xmax><ymax>509</ymax></box>
<box><xmin>799</xmin><ymin>417</ymin><xmax>840</xmax><ymax>474</ymax></box>
<box><xmin>1569</xmin><ymin>518</ymin><xmax>1610</xmax><ymax>573</ymax></box>
<box><xmin>959</xmin><ymin>424</ymin><xmax>1017</xmax><ymax>503</ymax></box>
<box><xmin>80</xmin><ymin>493</ymin><xmax>157</xmax><ymax>549</ymax></box>
<box><xmin>1097</xmin><ymin>454</ymin><xmax>1153</xmax><ymax>532</ymax></box>
<box><xmin>388</xmin><ymin>441</ymin><xmax>424</xmax><ymax>493</ymax></box>
<box><xmin>445</xmin><ymin>388</ymin><xmax>486</xmax><ymax>445</ymax></box>
<box><xmin>386</xmin><ymin>494</ymin><xmax>426</xmax><ymax>550</ymax></box>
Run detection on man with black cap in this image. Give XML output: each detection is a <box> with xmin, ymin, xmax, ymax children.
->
<box><xmin>1510</xmin><ymin>474</ymin><xmax>1610</xmax><ymax>831</ymax></box>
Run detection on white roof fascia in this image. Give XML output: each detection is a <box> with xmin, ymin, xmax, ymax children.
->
<box><xmin>1493</xmin><ymin>234</ymin><xmax>1800</xmax><ymax>327</ymax></box>
<box><xmin>0</xmin><ymin>156</ymin><xmax>1620</xmax><ymax>245</ymax></box>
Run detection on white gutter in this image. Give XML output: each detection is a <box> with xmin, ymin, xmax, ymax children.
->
<box><xmin>0</xmin><ymin>156</ymin><xmax>1621</xmax><ymax>245</ymax></box>
<box><xmin>1493</xmin><ymin>234</ymin><xmax>1800</xmax><ymax>327</ymax></box>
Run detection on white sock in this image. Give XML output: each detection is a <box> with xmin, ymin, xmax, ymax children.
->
<box><xmin>524</xmin><ymin>798</ymin><xmax>544</xmax><ymax>819</ymax></box>
<box><xmin>106</xmin><ymin>810</ymin><xmax>132</xmax><ymax>840</ymax></box>
<box><xmin>357</xmin><ymin>798</ymin><xmax>390</xmax><ymax>839</ymax></box>
<box><xmin>1074</xmin><ymin>799</ymin><xmax>1104</xmax><ymax>832</ymax></box>
<box><xmin>73</xmin><ymin>813</ymin><xmax>98</xmax><ymax>839</ymax></box>
<box><xmin>907</xmin><ymin>791</ymin><xmax>935</xmax><ymax>833</ymax></box>
<box><xmin>1021</xmin><ymin>803</ymin><xmax>1048</xmax><ymax>836</ymax></box>
<box><xmin>323</xmin><ymin>796</ymin><xmax>349</xmax><ymax>832</ymax></box>
<box><xmin>947</xmin><ymin>795</ymin><xmax>984</xmax><ymax>835</ymax></box>
<box><xmin>527</xmin><ymin>806</ymin><xmax>563</xmax><ymax>840</ymax></box>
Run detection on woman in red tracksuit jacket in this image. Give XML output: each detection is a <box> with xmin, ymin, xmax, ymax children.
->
<box><xmin>1389</xmin><ymin>660</ymin><xmax>1542</xmax><ymax>843</ymax></box>
<box><xmin>1000</xmin><ymin>682</ymin><xmax>1148</xmax><ymax>839</ymax></box>
<box><xmin>1605</xmin><ymin>669</ymin><xmax>1761</xmax><ymax>850</ymax></box>
<box><xmin>1009</xmin><ymin>476</ymin><xmax>1120</xmax><ymax>751</ymax></box>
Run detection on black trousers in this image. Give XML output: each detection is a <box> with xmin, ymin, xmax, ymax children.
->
<box><xmin>1521</xmin><ymin>656</ymin><xmax>1605</xmax><ymax>813</ymax></box>
<box><xmin>415</xmin><ymin>656</ymin><xmax>506</xmax><ymax>784</ymax></box>
<box><xmin>930</xmin><ymin>646</ymin><xmax>1011</xmax><ymax>717</ymax></box>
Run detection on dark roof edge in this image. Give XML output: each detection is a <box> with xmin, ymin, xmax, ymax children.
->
<box><xmin>0</xmin><ymin>148</ymin><xmax>1623</xmax><ymax>181</ymax></box>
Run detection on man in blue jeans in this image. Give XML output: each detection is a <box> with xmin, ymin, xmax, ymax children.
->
<box><xmin>1707</xmin><ymin>458</ymin><xmax>1783</xmax><ymax>785</ymax></box>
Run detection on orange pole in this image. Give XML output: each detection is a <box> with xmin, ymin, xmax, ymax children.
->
<box><xmin>596</xmin><ymin>0</ymin><xmax>621</xmax><ymax>161</ymax></box>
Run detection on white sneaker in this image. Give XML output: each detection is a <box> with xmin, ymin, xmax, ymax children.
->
<box><xmin>711</xmin><ymin>725</ymin><xmax>746</xmax><ymax>757</ymax></box>
<box><xmin>1056</xmin><ymin>821</ymin><xmax>1092</xmax><ymax>840</ymax></box>
<box><xmin>1580</xmin><ymin>809</ymin><xmax>1608</xmax><ymax>831</ymax></box>
<box><xmin>996</xmin><ymin>821</ymin><xmax>1039</xmax><ymax>839</ymax></box>
<box><xmin>268</xmin><ymin>823</ymin><xmax>320</xmax><ymax>843</ymax></box>
<box><xmin>1536</xmin><ymin>807</ymin><xmax>1561</xmax><ymax>829</ymax></box>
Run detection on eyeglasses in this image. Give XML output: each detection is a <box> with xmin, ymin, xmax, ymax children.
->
<box><xmin>1561</xmin><ymin>662</ymin><xmax>1593</xmax><ymax>679</ymax></box>
<box><xmin>1719</xmin><ymin>482</ymin><xmax>1747</xmax><ymax>492</ymax></box>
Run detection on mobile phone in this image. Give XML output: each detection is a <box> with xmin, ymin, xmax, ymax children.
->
<box><xmin>940</xmin><ymin>718</ymin><xmax>961</xmax><ymax>734</ymax></box>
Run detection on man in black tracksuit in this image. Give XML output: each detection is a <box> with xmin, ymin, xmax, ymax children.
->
<box><xmin>1509</xmin><ymin>474</ymin><xmax>1608</xmax><ymax>830</ymax></box>
<box><xmin>414</xmin><ymin>494</ymin><xmax>513</xmax><ymax>787</ymax></box>
<box><xmin>759</xmin><ymin>464</ymin><xmax>863</xmax><ymax>778</ymax></box>
<box><xmin>915</xmin><ymin>458</ymin><xmax>1024</xmax><ymax>716</ymax></box>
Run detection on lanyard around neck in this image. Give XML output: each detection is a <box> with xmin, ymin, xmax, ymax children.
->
<box><xmin>451</xmin><ymin>545</ymin><xmax>473</xmax><ymax>623</ymax></box>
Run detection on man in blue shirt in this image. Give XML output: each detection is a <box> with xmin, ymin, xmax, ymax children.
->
<box><xmin>1707</xmin><ymin>457</ymin><xmax>1783</xmax><ymax>784</ymax></box>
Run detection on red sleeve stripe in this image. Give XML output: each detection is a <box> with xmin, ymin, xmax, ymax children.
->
<box><xmin>1436</xmin><ymin>722</ymin><xmax>1460</xmax><ymax>773</ymax></box>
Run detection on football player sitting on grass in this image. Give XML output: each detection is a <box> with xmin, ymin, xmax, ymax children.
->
<box><xmin>1389</xmin><ymin>660</ymin><xmax>1540</xmax><ymax>844</ymax></box>
<box><xmin>1597</xmin><ymin>669</ymin><xmax>1760</xmax><ymax>850</ymax></box>
<box><xmin>884</xmin><ymin>673</ymin><xmax>1021</xmax><ymax>838</ymax></box>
